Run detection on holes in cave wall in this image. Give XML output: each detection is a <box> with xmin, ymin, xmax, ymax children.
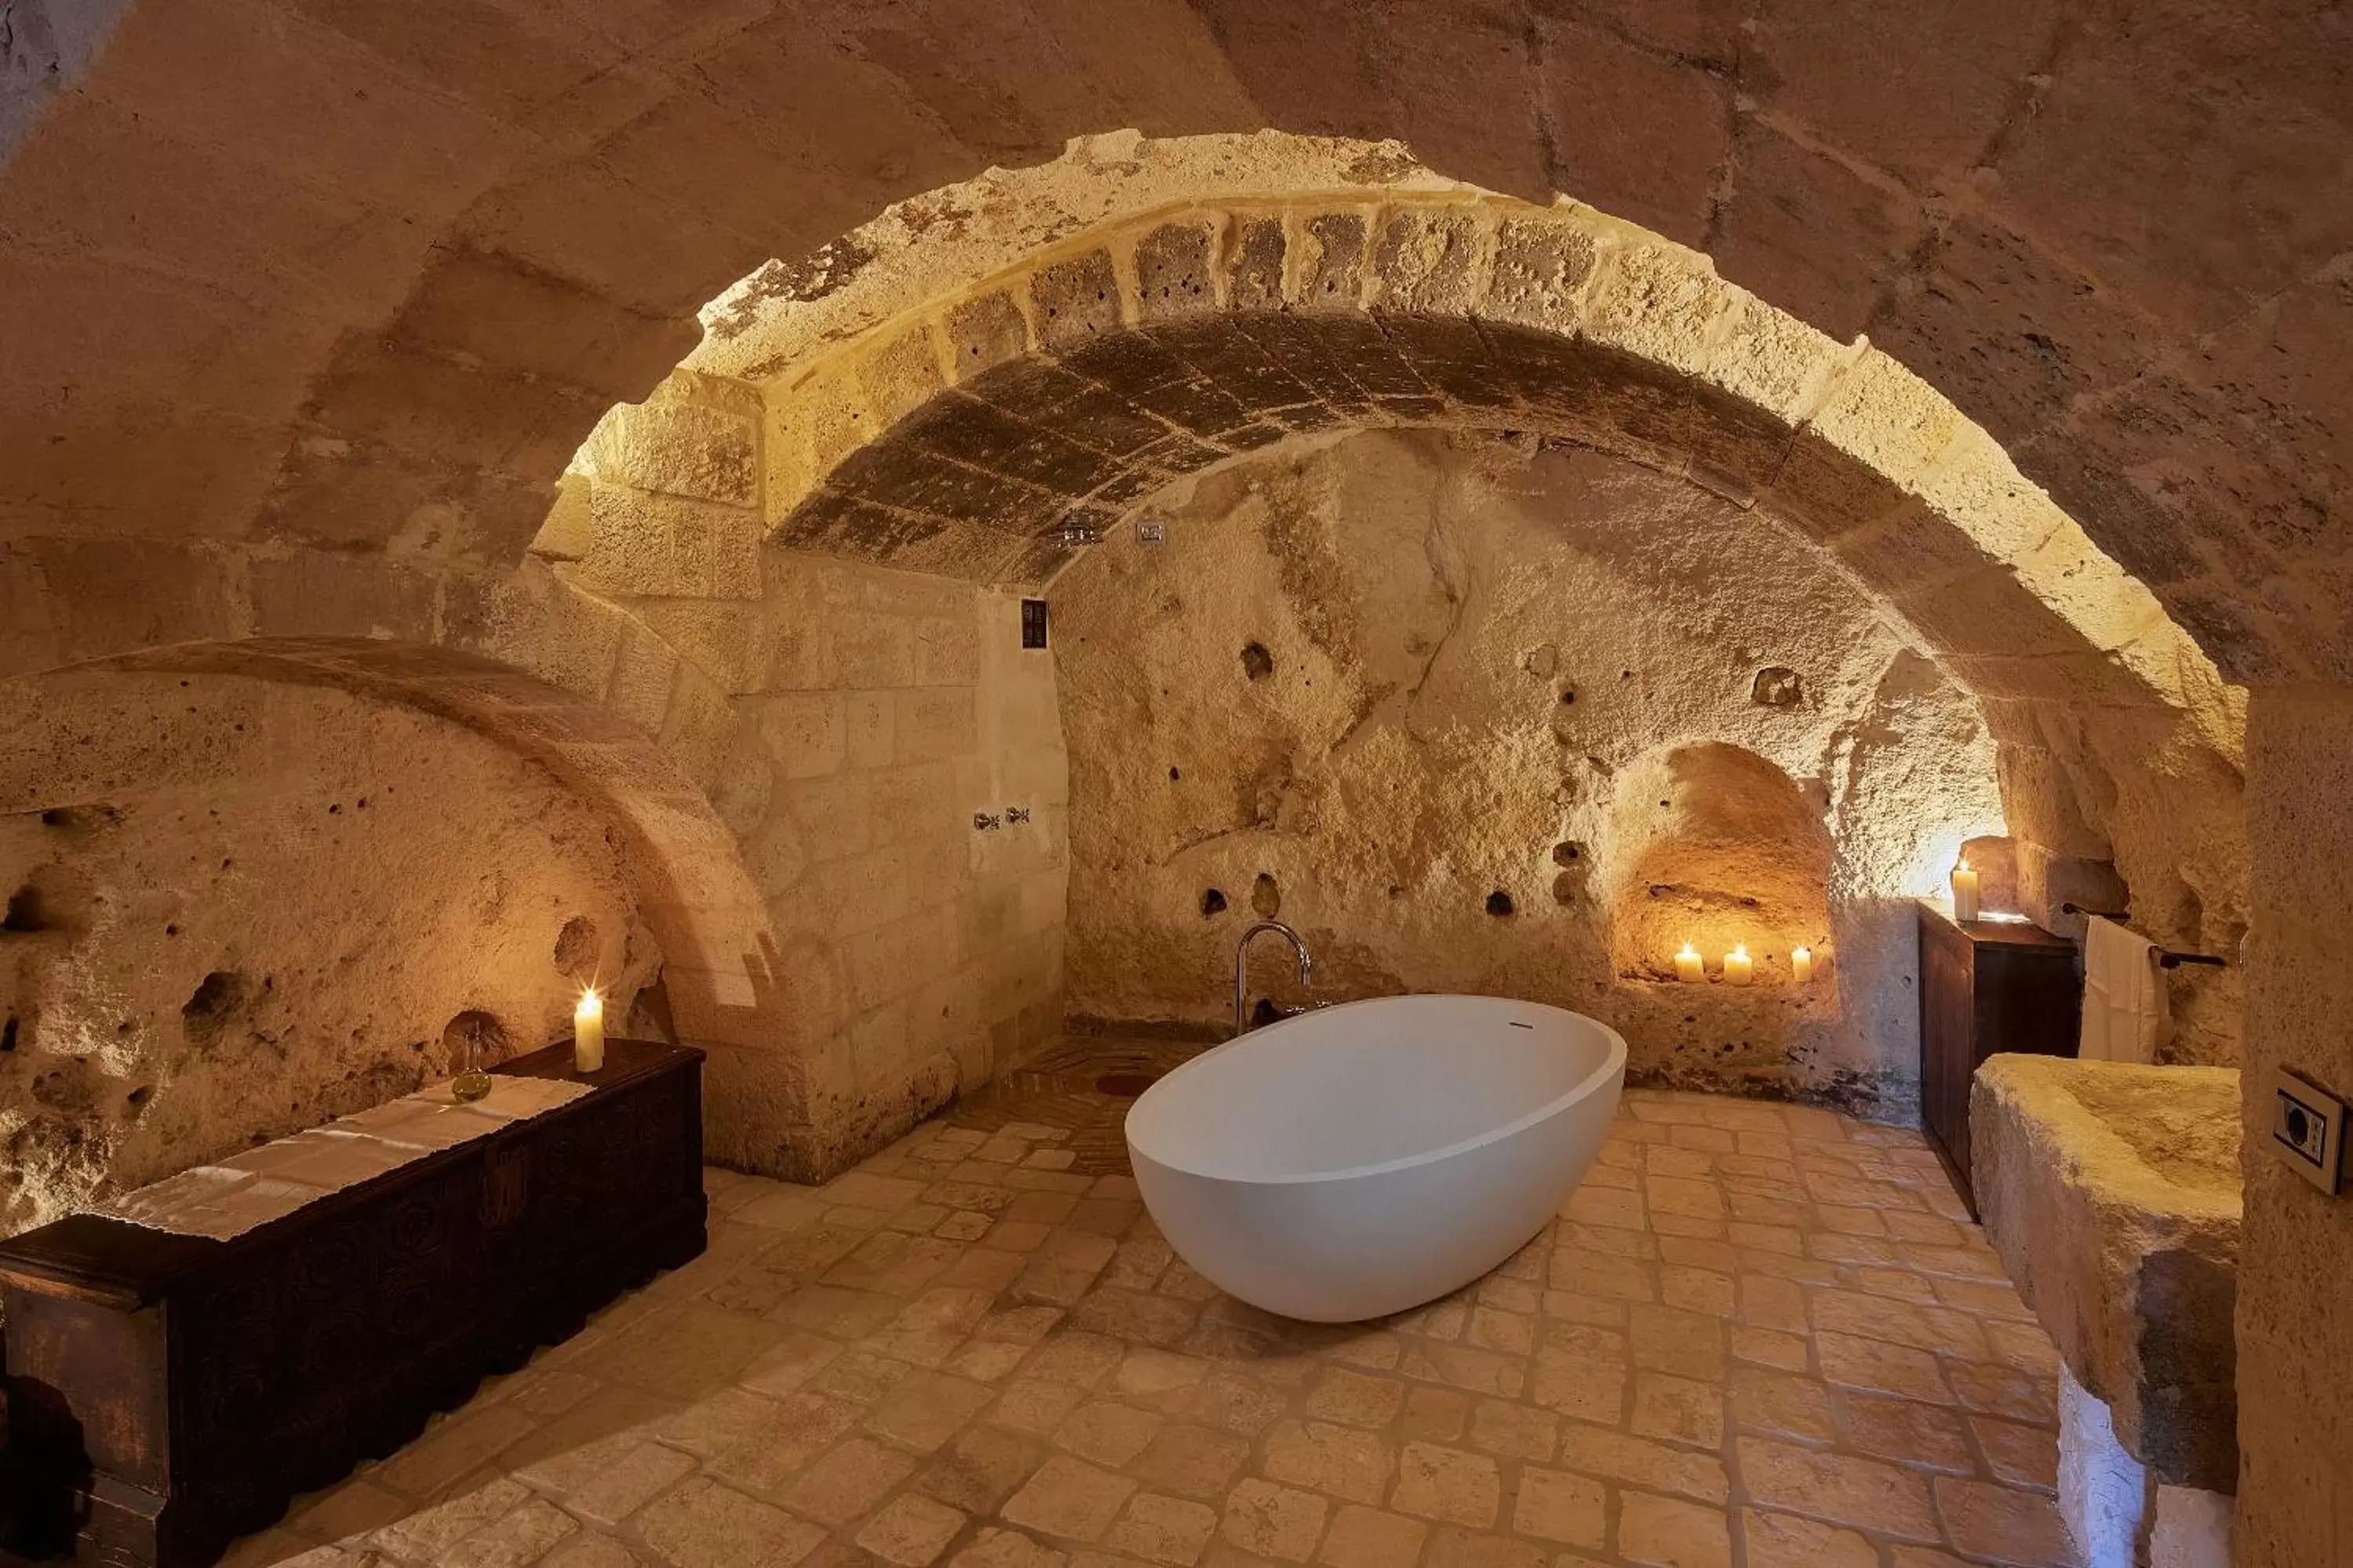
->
<box><xmin>2</xmin><ymin>885</ymin><xmax>44</xmax><ymax>932</ymax></box>
<box><xmin>554</xmin><ymin>915</ymin><xmax>599</xmax><ymax>982</ymax></box>
<box><xmin>1251</xmin><ymin>873</ymin><xmax>1281</xmax><ymax>917</ymax></box>
<box><xmin>181</xmin><ymin>970</ymin><xmax>253</xmax><ymax>1051</ymax></box>
<box><xmin>1751</xmin><ymin>668</ymin><xmax>1804</xmax><ymax>708</ymax></box>
<box><xmin>1551</xmin><ymin>841</ymin><xmax>1589</xmax><ymax>905</ymax></box>
<box><xmin>2</xmin><ymin>863</ymin><xmax>92</xmax><ymax>937</ymax></box>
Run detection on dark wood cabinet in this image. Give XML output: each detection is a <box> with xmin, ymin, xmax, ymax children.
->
<box><xmin>0</xmin><ymin>1039</ymin><xmax>704</xmax><ymax>1568</ymax></box>
<box><xmin>1918</xmin><ymin>902</ymin><xmax>2082</xmax><ymax>1213</ymax></box>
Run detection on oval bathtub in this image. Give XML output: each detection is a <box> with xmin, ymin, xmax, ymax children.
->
<box><xmin>1124</xmin><ymin>994</ymin><xmax>1627</xmax><ymax>1322</ymax></box>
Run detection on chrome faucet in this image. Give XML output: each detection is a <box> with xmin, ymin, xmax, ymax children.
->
<box><xmin>1233</xmin><ymin>920</ymin><xmax>1313</xmax><ymax>1038</ymax></box>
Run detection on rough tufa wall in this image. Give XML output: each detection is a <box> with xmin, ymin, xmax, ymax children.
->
<box><xmin>2238</xmin><ymin>687</ymin><xmax>2353</xmax><ymax>1563</ymax></box>
<box><xmin>1054</xmin><ymin>429</ymin><xmax>2003</xmax><ymax>1112</ymax></box>
<box><xmin>0</xmin><ymin>668</ymin><xmax>657</xmax><ymax>1237</ymax></box>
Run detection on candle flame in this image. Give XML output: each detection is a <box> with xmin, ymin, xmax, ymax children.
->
<box><xmin>1732</xmin><ymin>943</ymin><xmax>1749</xmax><ymax>959</ymax></box>
<box><xmin>1957</xmin><ymin>856</ymin><xmax>1972</xmax><ymax>872</ymax></box>
<box><xmin>1792</xmin><ymin>945</ymin><xmax>1811</xmax><ymax>960</ymax></box>
<box><xmin>576</xmin><ymin>986</ymin><xmax>603</xmax><ymax>1017</ymax></box>
<box><xmin>1677</xmin><ymin>942</ymin><xmax>1699</xmax><ymax>960</ymax></box>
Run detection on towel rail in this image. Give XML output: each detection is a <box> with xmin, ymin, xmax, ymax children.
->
<box><xmin>2057</xmin><ymin>903</ymin><xmax>2228</xmax><ymax>970</ymax></box>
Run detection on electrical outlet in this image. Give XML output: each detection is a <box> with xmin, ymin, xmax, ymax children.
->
<box><xmin>2271</xmin><ymin>1068</ymin><xmax>2348</xmax><ymax>1195</ymax></box>
<box><xmin>1137</xmin><ymin>520</ymin><xmax>1167</xmax><ymax>544</ymax></box>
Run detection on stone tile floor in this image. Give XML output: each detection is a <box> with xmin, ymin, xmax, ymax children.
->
<box><xmin>224</xmin><ymin>1068</ymin><xmax>2078</xmax><ymax>1568</ymax></box>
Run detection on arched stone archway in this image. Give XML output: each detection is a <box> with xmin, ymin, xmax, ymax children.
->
<box><xmin>555</xmin><ymin>151</ymin><xmax>2246</xmax><ymax>1065</ymax></box>
<box><xmin>731</xmin><ymin>184</ymin><xmax>2215</xmax><ymax>724</ymax></box>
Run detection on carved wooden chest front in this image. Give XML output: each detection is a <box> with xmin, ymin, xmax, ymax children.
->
<box><xmin>0</xmin><ymin>1039</ymin><xmax>705</xmax><ymax>1568</ymax></box>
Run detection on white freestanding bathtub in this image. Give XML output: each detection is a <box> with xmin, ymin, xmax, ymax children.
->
<box><xmin>1124</xmin><ymin>994</ymin><xmax>1627</xmax><ymax>1322</ymax></box>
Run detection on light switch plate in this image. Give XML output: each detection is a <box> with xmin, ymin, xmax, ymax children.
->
<box><xmin>2271</xmin><ymin>1068</ymin><xmax>2348</xmax><ymax>1195</ymax></box>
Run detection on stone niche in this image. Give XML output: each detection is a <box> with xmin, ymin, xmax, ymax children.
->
<box><xmin>1608</xmin><ymin>742</ymin><xmax>1835</xmax><ymax>984</ymax></box>
<box><xmin>1054</xmin><ymin>428</ymin><xmax>2006</xmax><ymax>1112</ymax></box>
<box><xmin>0</xmin><ymin>666</ymin><xmax>660</xmax><ymax>1239</ymax></box>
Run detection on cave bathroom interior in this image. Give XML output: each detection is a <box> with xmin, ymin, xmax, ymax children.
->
<box><xmin>1</xmin><ymin>10</ymin><xmax>2349</xmax><ymax>1568</ymax></box>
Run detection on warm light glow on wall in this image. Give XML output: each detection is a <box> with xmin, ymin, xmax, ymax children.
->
<box><xmin>1900</xmin><ymin>823</ymin><xmax>2005</xmax><ymax>901</ymax></box>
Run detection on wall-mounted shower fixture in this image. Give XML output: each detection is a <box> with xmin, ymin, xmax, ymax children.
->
<box><xmin>973</xmin><ymin>812</ymin><xmax>1001</xmax><ymax>831</ymax></box>
<box><xmin>1006</xmin><ymin>807</ymin><xmax>1032</xmax><ymax>824</ymax></box>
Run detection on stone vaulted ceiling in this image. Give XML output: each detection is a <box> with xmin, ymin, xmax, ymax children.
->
<box><xmin>0</xmin><ymin>0</ymin><xmax>2348</xmax><ymax>684</ymax></box>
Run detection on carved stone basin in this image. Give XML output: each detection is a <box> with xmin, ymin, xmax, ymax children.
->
<box><xmin>1972</xmin><ymin>1054</ymin><xmax>2242</xmax><ymax>1494</ymax></box>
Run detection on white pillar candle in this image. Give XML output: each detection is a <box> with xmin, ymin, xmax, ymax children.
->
<box><xmin>1723</xmin><ymin>944</ymin><xmax>1754</xmax><ymax>986</ymax></box>
<box><xmin>1951</xmin><ymin>858</ymin><xmax>1981</xmax><ymax>923</ymax></box>
<box><xmin>1790</xmin><ymin>946</ymin><xmax>1813</xmax><ymax>983</ymax></box>
<box><xmin>574</xmin><ymin>988</ymin><xmax>605</xmax><ymax>1074</ymax></box>
<box><xmin>1674</xmin><ymin>943</ymin><xmax>1705</xmax><ymax>983</ymax></box>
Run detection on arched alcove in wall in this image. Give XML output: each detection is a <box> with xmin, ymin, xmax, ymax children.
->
<box><xmin>1606</xmin><ymin>743</ymin><xmax>1836</xmax><ymax>986</ymax></box>
<box><xmin>0</xmin><ymin>637</ymin><xmax>805</xmax><ymax>1219</ymax></box>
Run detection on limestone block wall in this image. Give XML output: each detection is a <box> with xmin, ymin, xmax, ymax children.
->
<box><xmin>1054</xmin><ymin>429</ymin><xmax>2005</xmax><ymax>1114</ymax></box>
<box><xmin>0</xmin><ymin>669</ymin><xmax>657</xmax><ymax>1239</ymax></box>
<box><xmin>537</xmin><ymin>379</ymin><xmax>1069</xmax><ymax>1177</ymax></box>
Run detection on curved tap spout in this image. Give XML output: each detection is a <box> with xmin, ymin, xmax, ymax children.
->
<box><xmin>1233</xmin><ymin>920</ymin><xmax>1314</xmax><ymax>1038</ymax></box>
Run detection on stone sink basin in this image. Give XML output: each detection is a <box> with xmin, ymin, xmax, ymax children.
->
<box><xmin>1972</xmin><ymin>1054</ymin><xmax>2242</xmax><ymax>1494</ymax></box>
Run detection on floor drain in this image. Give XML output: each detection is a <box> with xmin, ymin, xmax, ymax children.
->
<box><xmin>1095</xmin><ymin>1071</ymin><xmax>1158</xmax><ymax>1097</ymax></box>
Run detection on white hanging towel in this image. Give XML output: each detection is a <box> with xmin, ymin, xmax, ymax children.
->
<box><xmin>2079</xmin><ymin>915</ymin><xmax>2164</xmax><ymax>1064</ymax></box>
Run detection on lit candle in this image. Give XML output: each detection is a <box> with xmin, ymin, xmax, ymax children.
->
<box><xmin>574</xmin><ymin>988</ymin><xmax>605</xmax><ymax>1074</ymax></box>
<box><xmin>1951</xmin><ymin>857</ymin><xmax>1980</xmax><ymax>923</ymax></box>
<box><xmin>1674</xmin><ymin>943</ymin><xmax>1705</xmax><ymax>983</ymax></box>
<box><xmin>1790</xmin><ymin>945</ymin><xmax>1813</xmax><ymax>983</ymax></box>
<box><xmin>1723</xmin><ymin>943</ymin><xmax>1754</xmax><ymax>986</ymax></box>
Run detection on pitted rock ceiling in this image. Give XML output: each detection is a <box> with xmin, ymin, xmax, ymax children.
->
<box><xmin>0</xmin><ymin>0</ymin><xmax>2347</xmax><ymax>685</ymax></box>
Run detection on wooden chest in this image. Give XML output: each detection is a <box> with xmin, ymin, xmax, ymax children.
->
<box><xmin>0</xmin><ymin>1039</ymin><xmax>704</xmax><ymax>1568</ymax></box>
<box><xmin>1917</xmin><ymin>902</ymin><xmax>2082</xmax><ymax>1213</ymax></box>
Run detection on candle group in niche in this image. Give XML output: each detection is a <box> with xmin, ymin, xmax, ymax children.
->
<box><xmin>1672</xmin><ymin>942</ymin><xmax>1813</xmax><ymax>983</ymax></box>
